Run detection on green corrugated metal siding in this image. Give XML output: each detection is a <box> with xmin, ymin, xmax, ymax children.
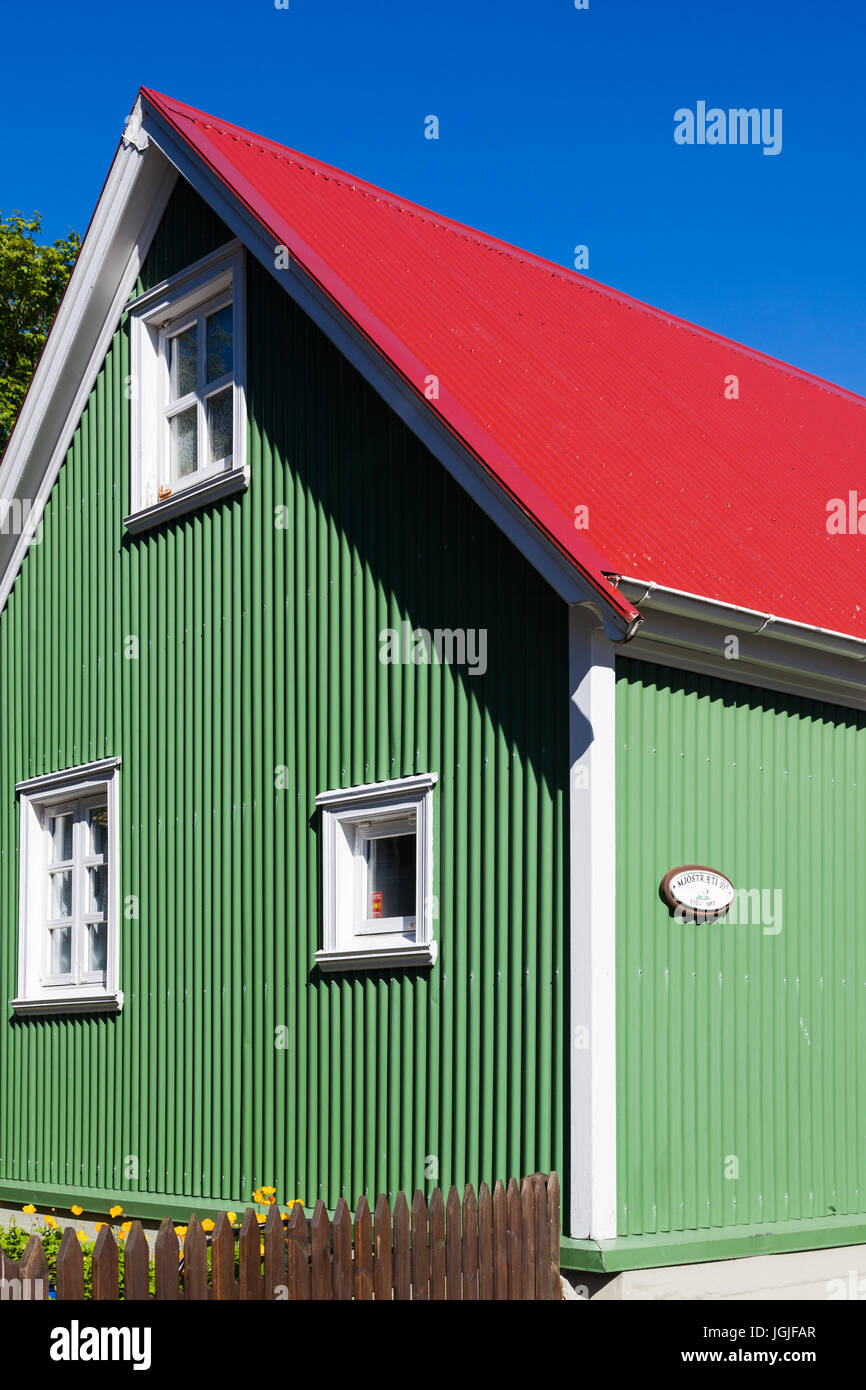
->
<box><xmin>616</xmin><ymin>656</ymin><xmax>866</xmax><ymax>1236</ymax></box>
<box><xmin>0</xmin><ymin>181</ymin><xmax>567</xmax><ymax>1210</ymax></box>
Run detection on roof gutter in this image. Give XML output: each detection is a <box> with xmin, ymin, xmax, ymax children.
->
<box><xmin>616</xmin><ymin>577</ymin><xmax>866</xmax><ymax>665</ymax></box>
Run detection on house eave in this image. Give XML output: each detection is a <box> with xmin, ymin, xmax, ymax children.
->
<box><xmin>617</xmin><ymin>576</ymin><xmax>866</xmax><ymax>710</ymax></box>
<box><xmin>0</xmin><ymin>119</ymin><xmax>177</xmax><ymax>619</ymax></box>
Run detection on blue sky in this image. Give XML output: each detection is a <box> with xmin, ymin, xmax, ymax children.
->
<box><xmin>2</xmin><ymin>0</ymin><xmax>864</xmax><ymax>393</ymax></box>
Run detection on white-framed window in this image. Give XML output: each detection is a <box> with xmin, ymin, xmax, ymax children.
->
<box><xmin>13</xmin><ymin>758</ymin><xmax>122</xmax><ymax>1014</ymax></box>
<box><xmin>314</xmin><ymin>773</ymin><xmax>437</xmax><ymax>971</ymax></box>
<box><xmin>126</xmin><ymin>241</ymin><xmax>247</xmax><ymax>532</ymax></box>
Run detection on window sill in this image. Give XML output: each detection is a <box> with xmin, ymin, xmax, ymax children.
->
<box><xmin>10</xmin><ymin>990</ymin><xmax>124</xmax><ymax>1017</ymax></box>
<box><xmin>314</xmin><ymin>942</ymin><xmax>438</xmax><ymax>973</ymax></box>
<box><xmin>123</xmin><ymin>466</ymin><xmax>249</xmax><ymax>534</ymax></box>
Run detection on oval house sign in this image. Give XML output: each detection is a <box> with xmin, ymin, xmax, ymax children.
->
<box><xmin>660</xmin><ymin>865</ymin><xmax>735</xmax><ymax>922</ymax></box>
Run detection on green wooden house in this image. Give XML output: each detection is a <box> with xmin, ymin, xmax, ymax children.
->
<box><xmin>1</xmin><ymin>88</ymin><xmax>864</xmax><ymax>1296</ymax></box>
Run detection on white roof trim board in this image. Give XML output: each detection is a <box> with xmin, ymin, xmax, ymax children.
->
<box><xmin>0</xmin><ymin>117</ymin><xmax>176</xmax><ymax>617</ymax></box>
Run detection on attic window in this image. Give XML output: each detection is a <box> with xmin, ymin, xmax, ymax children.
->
<box><xmin>165</xmin><ymin>297</ymin><xmax>234</xmax><ymax>481</ymax></box>
<box><xmin>125</xmin><ymin>242</ymin><xmax>248</xmax><ymax>532</ymax></box>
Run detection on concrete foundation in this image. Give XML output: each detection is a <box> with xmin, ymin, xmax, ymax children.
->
<box><xmin>564</xmin><ymin>1244</ymin><xmax>866</xmax><ymax>1300</ymax></box>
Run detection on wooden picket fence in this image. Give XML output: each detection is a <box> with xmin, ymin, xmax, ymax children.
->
<box><xmin>1</xmin><ymin>1172</ymin><xmax>560</xmax><ymax>1301</ymax></box>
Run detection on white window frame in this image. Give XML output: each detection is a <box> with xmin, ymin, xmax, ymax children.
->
<box><xmin>315</xmin><ymin>774</ymin><xmax>437</xmax><ymax>971</ymax></box>
<box><xmin>125</xmin><ymin>241</ymin><xmax>248</xmax><ymax>532</ymax></box>
<box><xmin>12</xmin><ymin>758</ymin><xmax>123</xmax><ymax>1015</ymax></box>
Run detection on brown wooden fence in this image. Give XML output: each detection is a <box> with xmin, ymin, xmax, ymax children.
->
<box><xmin>1</xmin><ymin>1172</ymin><xmax>560</xmax><ymax>1301</ymax></box>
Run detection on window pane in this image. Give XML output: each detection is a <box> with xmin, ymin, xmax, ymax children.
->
<box><xmin>88</xmin><ymin>922</ymin><xmax>107</xmax><ymax>973</ymax></box>
<box><xmin>171</xmin><ymin>405</ymin><xmax>198</xmax><ymax>478</ymax></box>
<box><xmin>87</xmin><ymin>865</ymin><xmax>107</xmax><ymax>917</ymax></box>
<box><xmin>208</xmin><ymin>388</ymin><xmax>233</xmax><ymax>464</ymax></box>
<box><xmin>170</xmin><ymin>325</ymin><xmax>197</xmax><ymax>399</ymax></box>
<box><xmin>206</xmin><ymin>304</ymin><xmax>233</xmax><ymax>382</ymax></box>
<box><xmin>50</xmin><ymin>869</ymin><xmax>72</xmax><ymax>919</ymax></box>
<box><xmin>88</xmin><ymin>805</ymin><xmax>108</xmax><ymax>859</ymax></box>
<box><xmin>369</xmin><ymin>833</ymin><xmax>415</xmax><ymax>918</ymax></box>
<box><xmin>50</xmin><ymin>926</ymin><xmax>72</xmax><ymax>976</ymax></box>
<box><xmin>49</xmin><ymin>813</ymin><xmax>73</xmax><ymax>864</ymax></box>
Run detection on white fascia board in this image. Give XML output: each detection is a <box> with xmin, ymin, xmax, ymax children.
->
<box><xmin>137</xmin><ymin>99</ymin><xmax>634</xmax><ymax>636</ymax></box>
<box><xmin>618</xmin><ymin>578</ymin><xmax>866</xmax><ymax>711</ymax></box>
<box><xmin>0</xmin><ymin>129</ymin><xmax>177</xmax><ymax>618</ymax></box>
<box><xmin>568</xmin><ymin>606</ymin><xmax>617</xmax><ymax>1241</ymax></box>
<box><xmin>618</xmin><ymin>577</ymin><xmax>866</xmax><ymax>660</ymax></box>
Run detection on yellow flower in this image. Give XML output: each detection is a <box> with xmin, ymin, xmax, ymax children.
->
<box><xmin>252</xmin><ymin>1187</ymin><xmax>265</xmax><ymax>1204</ymax></box>
<box><xmin>260</xmin><ymin>1242</ymin><xmax>265</xmax><ymax>1256</ymax></box>
<box><xmin>174</xmin><ymin>1225</ymin><xmax>187</xmax><ymax>1238</ymax></box>
<box><xmin>226</xmin><ymin>1211</ymin><xmax>237</xmax><ymax>1224</ymax></box>
<box><xmin>121</xmin><ymin>1221</ymin><xmax>132</xmax><ymax>1234</ymax></box>
<box><xmin>95</xmin><ymin>1222</ymin><xmax>105</xmax><ymax>1231</ymax></box>
<box><xmin>70</xmin><ymin>1205</ymin><xmax>83</xmax><ymax>1216</ymax></box>
<box><xmin>22</xmin><ymin>1204</ymin><xmax>36</xmax><ymax>1215</ymax></box>
<box><xmin>261</xmin><ymin>1186</ymin><xmax>276</xmax><ymax>1195</ymax></box>
<box><xmin>255</xmin><ymin>1213</ymin><xmax>267</xmax><ymax>1224</ymax></box>
<box><xmin>202</xmin><ymin>1219</ymin><xmax>215</xmax><ymax>1232</ymax></box>
<box><xmin>109</xmin><ymin>1205</ymin><xmax>124</xmax><ymax>1219</ymax></box>
<box><xmin>77</xmin><ymin>1231</ymin><xmax>88</xmax><ymax>1243</ymax></box>
<box><xmin>44</xmin><ymin>1215</ymin><xmax>58</xmax><ymax>1229</ymax></box>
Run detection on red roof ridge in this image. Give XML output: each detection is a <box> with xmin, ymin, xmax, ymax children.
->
<box><xmin>142</xmin><ymin>90</ymin><xmax>866</xmax><ymax>414</ymax></box>
<box><xmin>137</xmin><ymin>87</ymin><xmax>866</xmax><ymax>643</ymax></box>
<box><xmin>142</xmin><ymin>88</ymin><xmax>610</xmax><ymax>281</ymax></box>
<box><xmin>143</xmin><ymin>90</ymin><xmax>866</xmax><ymax>414</ymax></box>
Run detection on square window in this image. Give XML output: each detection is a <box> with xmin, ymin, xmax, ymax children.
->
<box><xmin>13</xmin><ymin>759</ymin><xmax>122</xmax><ymax>1015</ymax></box>
<box><xmin>315</xmin><ymin>774</ymin><xmax>437</xmax><ymax>972</ymax></box>
<box><xmin>127</xmin><ymin>243</ymin><xmax>247</xmax><ymax>532</ymax></box>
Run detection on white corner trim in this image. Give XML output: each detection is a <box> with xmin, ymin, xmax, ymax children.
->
<box><xmin>569</xmin><ymin>606</ymin><xmax>617</xmax><ymax>1241</ymax></box>
<box><xmin>314</xmin><ymin>943</ymin><xmax>438</xmax><ymax>972</ymax></box>
<box><xmin>0</xmin><ymin>137</ymin><xmax>177</xmax><ymax>619</ymax></box>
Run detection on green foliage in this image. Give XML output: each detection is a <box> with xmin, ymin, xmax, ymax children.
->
<box><xmin>0</xmin><ymin>211</ymin><xmax>80</xmax><ymax>457</ymax></box>
<box><xmin>0</xmin><ymin>1216</ymin><xmax>153</xmax><ymax>1297</ymax></box>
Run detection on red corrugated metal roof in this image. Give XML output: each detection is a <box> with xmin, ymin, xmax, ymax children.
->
<box><xmin>143</xmin><ymin>88</ymin><xmax>866</xmax><ymax>642</ymax></box>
